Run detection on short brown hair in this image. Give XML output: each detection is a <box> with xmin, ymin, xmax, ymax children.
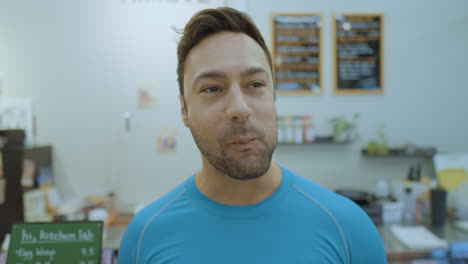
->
<box><xmin>176</xmin><ymin>7</ymin><xmax>273</xmax><ymax>97</ymax></box>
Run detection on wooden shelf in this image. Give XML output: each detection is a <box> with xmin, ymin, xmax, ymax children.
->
<box><xmin>337</xmin><ymin>38</ymin><xmax>380</xmax><ymax>44</ymax></box>
<box><xmin>361</xmin><ymin>148</ymin><xmax>437</xmax><ymax>158</ymax></box>
<box><xmin>276</xmin><ymin>41</ymin><xmax>319</xmax><ymax>46</ymax></box>
<box><xmin>276</xmin><ymin>51</ymin><xmax>319</xmax><ymax>57</ymax></box>
<box><xmin>276</xmin><ymin>28</ymin><xmax>319</xmax><ymax>35</ymax></box>
<box><xmin>338</xmin><ymin>57</ymin><xmax>376</xmax><ymax>62</ymax></box>
<box><xmin>278</xmin><ymin>136</ymin><xmax>351</xmax><ymax>145</ymax></box>
<box><xmin>338</xmin><ymin>28</ymin><xmax>380</xmax><ymax>32</ymax></box>
<box><xmin>276</xmin><ymin>77</ymin><xmax>318</xmax><ymax>83</ymax></box>
<box><xmin>276</xmin><ymin>89</ymin><xmax>320</xmax><ymax>95</ymax></box>
<box><xmin>276</xmin><ymin>64</ymin><xmax>318</xmax><ymax>71</ymax></box>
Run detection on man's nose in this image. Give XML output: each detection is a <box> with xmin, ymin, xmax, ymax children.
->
<box><xmin>225</xmin><ymin>85</ymin><xmax>252</xmax><ymax>122</ymax></box>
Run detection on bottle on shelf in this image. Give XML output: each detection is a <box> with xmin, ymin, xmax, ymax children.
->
<box><xmin>302</xmin><ymin>115</ymin><xmax>315</xmax><ymax>143</ymax></box>
<box><xmin>277</xmin><ymin>116</ymin><xmax>285</xmax><ymax>145</ymax></box>
<box><xmin>283</xmin><ymin>116</ymin><xmax>295</xmax><ymax>144</ymax></box>
<box><xmin>294</xmin><ymin>116</ymin><xmax>303</xmax><ymax>144</ymax></box>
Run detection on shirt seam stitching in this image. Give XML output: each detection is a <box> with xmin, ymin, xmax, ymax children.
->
<box><xmin>135</xmin><ymin>189</ymin><xmax>187</xmax><ymax>264</ymax></box>
<box><xmin>291</xmin><ymin>184</ymin><xmax>351</xmax><ymax>264</ymax></box>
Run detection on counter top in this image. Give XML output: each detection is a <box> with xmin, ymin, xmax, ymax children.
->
<box><xmin>379</xmin><ymin>222</ymin><xmax>468</xmax><ymax>263</ymax></box>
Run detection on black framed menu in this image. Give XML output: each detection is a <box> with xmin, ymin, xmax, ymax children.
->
<box><xmin>333</xmin><ymin>14</ymin><xmax>384</xmax><ymax>94</ymax></box>
<box><xmin>271</xmin><ymin>13</ymin><xmax>322</xmax><ymax>95</ymax></box>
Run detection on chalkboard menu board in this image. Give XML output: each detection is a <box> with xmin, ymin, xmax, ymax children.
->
<box><xmin>7</xmin><ymin>221</ymin><xmax>103</xmax><ymax>264</ymax></box>
<box><xmin>271</xmin><ymin>14</ymin><xmax>322</xmax><ymax>94</ymax></box>
<box><xmin>333</xmin><ymin>14</ymin><xmax>384</xmax><ymax>94</ymax></box>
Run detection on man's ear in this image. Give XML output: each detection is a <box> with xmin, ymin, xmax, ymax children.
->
<box><xmin>179</xmin><ymin>95</ymin><xmax>189</xmax><ymax>127</ymax></box>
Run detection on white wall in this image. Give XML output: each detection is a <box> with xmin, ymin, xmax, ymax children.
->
<box><xmin>0</xmin><ymin>0</ymin><xmax>467</xmax><ymax>208</ymax></box>
<box><xmin>0</xmin><ymin>0</ymin><xmax>117</xmax><ymax>196</ymax></box>
<box><xmin>0</xmin><ymin>0</ymin><xmax>225</xmax><ymax>205</ymax></box>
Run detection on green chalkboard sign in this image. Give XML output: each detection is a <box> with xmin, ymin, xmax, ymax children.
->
<box><xmin>7</xmin><ymin>221</ymin><xmax>103</xmax><ymax>264</ymax></box>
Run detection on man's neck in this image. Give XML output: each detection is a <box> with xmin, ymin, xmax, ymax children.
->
<box><xmin>194</xmin><ymin>161</ymin><xmax>282</xmax><ymax>206</ymax></box>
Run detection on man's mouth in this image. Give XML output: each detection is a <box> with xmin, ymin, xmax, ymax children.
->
<box><xmin>231</xmin><ymin>137</ymin><xmax>257</xmax><ymax>146</ymax></box>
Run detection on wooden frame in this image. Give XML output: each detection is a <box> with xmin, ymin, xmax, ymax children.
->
<box><xmin>271</xmin><ymin>13</ymin><xmax>323</xmax><ymax>95</ymax></box>
<box><xmin>333</xmin><ymin>13</ymin><xmax>384</xmax><ymax>94</ymax></box>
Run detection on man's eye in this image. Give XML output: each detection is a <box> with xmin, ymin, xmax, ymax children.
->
<box><xmin>249</xmin><ymin>82</ymin><xmax>265</xmax><ymax>89</ymax></box>
<box><xmin>202</xmin><ymin>87</ymin><xmax>221</xmax><ymax>93</ymax></box>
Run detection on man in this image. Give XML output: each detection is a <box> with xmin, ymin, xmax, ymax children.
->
<box><xmin>119</xmin><ymin>7</ymin><xmax>386</xmax><ymax>264</ymax></box>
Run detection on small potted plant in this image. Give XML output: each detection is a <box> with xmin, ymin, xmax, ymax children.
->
<box><xmin>366</xmin><ymin>122</ymin><xmax>389</xmax><ymax>155</ymax></box>
<box><xmin>329</xmin><ymin>113</ymin><xmax>360</xmax><ymax>143</ymax></box>
<box><xmin>376</xmin><ymin>122</ymin><xmax>389</xmax><ymax>155</ymax></box>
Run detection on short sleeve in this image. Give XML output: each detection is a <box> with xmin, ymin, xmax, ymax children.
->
<box><xmin>118</xmin><ymin>218</ymin><xmax>143</xmax><ymax>264</ymax></box>
<box><xmin>336</xmin><ymin>197</ymin><xmax>387</xmax><ymax>264</ymax></box>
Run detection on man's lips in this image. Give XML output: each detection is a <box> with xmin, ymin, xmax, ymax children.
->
<box><xmin>231</xmin><ymin>138</ymin><xmax>257</xmax><ymax>145</ymax></box>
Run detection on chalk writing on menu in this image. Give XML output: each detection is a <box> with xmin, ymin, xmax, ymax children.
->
<box><xmin>272</xmin><ymin>14</ymin><xmax>322</xmax><ymax>93</ymax></box>
<box><xmin>7</xmin><ymin>222</ymin><xmax>102</xmax><ymax>264</ymax></box>
<box><xmin>335</xmin><ymin>14</ymin><xmax>383</xmax><ymax>93</ymax></box>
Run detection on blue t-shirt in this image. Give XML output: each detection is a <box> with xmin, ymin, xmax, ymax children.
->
<box><xmin>118</xmin><ymin>167</ymin><xmax>387</xmax><ymax>264</ymax></box>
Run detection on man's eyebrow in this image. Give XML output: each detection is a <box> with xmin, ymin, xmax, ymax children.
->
<box><xmin>192</xmin><ymin>71</ymin><xmax>227</xmax><ymax>89</ymax></box>
<box><xmin>191</xmin><ymin>67</ymin><xmax>269</xmax><ymax>89</ymax></box>
<box><xmin>240</xmin><ymin>67</ymin><xmax>268</xmax><ymax>78</ymax></box>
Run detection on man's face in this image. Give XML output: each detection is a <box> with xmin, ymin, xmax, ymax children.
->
<box><xmin>181</xmin><ymin>32</ymin><xmax>277</xmax><ymax>181</ymax></box>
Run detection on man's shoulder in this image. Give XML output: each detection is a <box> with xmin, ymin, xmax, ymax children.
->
<box><xmin>286</xmin><ymin>168</ymin><xmax>386</xmax><ymax>262</ymax></box>
<box><xmin>118</xmin><ymin>178</ymin><xmax>191</xmax><ymax>263</ymax></box>
<box><xmin>127</xmin><ymin>178</ymin><xmax>190</xmax><ymax>232</ymax></box>
<box><xmin>285</xmin><ymin>168</ymin><xmax>368</xmax><ymax>220</ymax></box>
<box><xmin>286</xmin><ymin>168</ymin><xmax>350</xmax><ymax>205</ymax></box>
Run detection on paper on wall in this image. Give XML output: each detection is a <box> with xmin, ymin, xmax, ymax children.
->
<box><xmin>21</xmin><ymin>159</ymin><xmax>36</xmax><ymax>188</ymax></box>
<box><xmin>157</xmin><ymin>127</ymin><xmax>177</xmax><ymax>153</ymax></box>
<box><xmin>137</xmin><ymin>81</ymin><xmax>158</xmax><ymax>109</ymax></box>
<box><xmin>0</xmin><ymin>97</ymin><xmax>34</xmax><ymax>146</ymax></box>
<box><xmin>23</xmin><ymin>189</ymin><xmax>50</xmax><ymax>222</ymax></box>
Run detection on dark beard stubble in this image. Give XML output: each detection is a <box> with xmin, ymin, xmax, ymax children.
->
<box><xmin>190</xmin><ymin>121</ymin><xmax>277</xmax><ymax>181</ymax></box>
